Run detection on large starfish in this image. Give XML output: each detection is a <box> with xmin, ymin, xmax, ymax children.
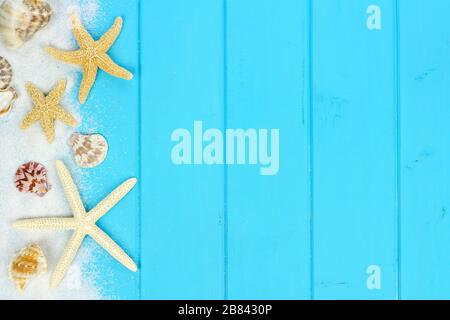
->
<box><xmin>21</xmin><ymin>80</ymin><xmax>77</xmax><ymax>144</ymax></box>
<box><xmin>14</xmin><ymin>161</ymin><xmax>138</xmax><ymax>288</ymax></box>
<box><xmin>46</xmin><ymin>13</ymin><xmax>133</xmax><ymax>104</ymax></box>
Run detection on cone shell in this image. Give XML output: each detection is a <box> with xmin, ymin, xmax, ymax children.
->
<box><xmin>0</xmin><ymin>86</ymin><xmax>17</xmax><ymax>117</ymax></box>
<box><xmin>70</xmin><ymin>133</ymin><xmax>109</xmax><ymax>168</ymax></box>
<box><xmin>14</xmin><ymin>161</ymin><xmax>52</xmax><ymax>197</ymax></box>
<box><xmin>0</xmin><ymin>0</ymin><xmax>53</xmax><ymax>48</ymax></box>
<box><xmin>9</xmin><ymin>244</ymin><xmax>47</xmax><ymax>292</ymax></box>
<box><xmin>0</xmin><ymin>56</ymin><xmax>12</xmax><ymax>89</ymax></box>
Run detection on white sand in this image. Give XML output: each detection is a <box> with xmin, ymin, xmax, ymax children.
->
<box><xmin>0</xmin><ymin>0</ymin><xmax>102</xmax><ymax>300</ymax></box>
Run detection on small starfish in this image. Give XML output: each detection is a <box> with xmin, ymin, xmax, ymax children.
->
<box><xmin>46</xmin><ymin>13</ymin><xmax>133</xmax><ymax>104</ymax></box>
<box><xmin>21</xmin><ymin>80</ymin><xmax>77</xmax><ymax>144</ymax></box>
<box><xmin>14</xmin><ymin>161</ymin><xmax>138</xmax><ymax>288</ymax></box>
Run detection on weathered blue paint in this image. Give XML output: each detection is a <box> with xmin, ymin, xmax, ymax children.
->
<box><xmin>81</xmin><ymin>0</ymin><xmax>450</xmax><ymax>299</ymax></box>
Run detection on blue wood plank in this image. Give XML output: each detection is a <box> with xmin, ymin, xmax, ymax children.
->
<box><xmin>398</xmin><ymin>0</ymin><xmax>450</xmax><ymax>299</ymax></box>
<box><xmin>312</xmin><ymin>0</ymin><xmax>397</xmax><ymax>299</ymax></box>
<box><xmin>77</xmin><ymin>0</ymin><xmax>140</xmax><ymax>300</ymax></box>
<box><xmin>140</xmin><ymin>0</ymin><xmax>225</xmax><ymax>299</ymax></box>
<box><xmin>226</xmin><ymin>0</ymin><xmax>311</xmax><ymax>299</ymax></box>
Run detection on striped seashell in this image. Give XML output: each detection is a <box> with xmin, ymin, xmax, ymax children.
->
<box><xmin>0</xmin><ymin>56</ymin><xmax>13</xmax><ymax>89</ymax></box>
<box><xmin>70</xmin><ymin>133</ymin><xmax>109</xmax><ymax>168</ymax></box>
<box><xmin>9</xmin><ymin>244</ymin><xmax>47</xmax><ymax>292</ymax></box>
<box><xmin>0</xmin><ymin>0</ymin><xmax>53</xmax><ymax>48</ymax></box>
<box><xmin>0</xmin><ymin>87</ymin><xmax>17</xmax><ymax>117</ymax></box>
<box><xmin>14</xmin><ymin>161</ymin><xmax>51</xmax><ymax>197</ymax></box>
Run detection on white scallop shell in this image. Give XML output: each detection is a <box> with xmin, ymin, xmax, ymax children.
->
<box><xmin>70</xmin><ymin>133</ymin><xmax>109</xmax><ymax>168</ymax></box>
<box><xmin>0</xmin><ymin>87</ymin><xmax>17</xmax><ymax>118</ymax></box>
<box><xmin>0</xmin><ymin>56</ymin><xmax>13</xmax><ymax>89</ymax></box>
<box><xmin>0</xmin><ymin>0</ymin><xmax>53</xmax><ymax>48</ymax></box>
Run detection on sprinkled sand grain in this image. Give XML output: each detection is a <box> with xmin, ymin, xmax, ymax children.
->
<box><xmin>0</xmin><ymin>0</ymin><xmax>102</xmax><ymax>300</ymax></box>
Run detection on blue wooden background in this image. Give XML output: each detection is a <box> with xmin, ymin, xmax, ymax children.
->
<box><xmin>85</xmin><ymin>0</ymin><xmax>450</xmax><ymax>299</ymax></box>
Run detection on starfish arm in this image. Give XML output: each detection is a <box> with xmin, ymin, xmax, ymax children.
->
<box><xmin>79</xmin><ymin>62</ymin><xmax>98</xmax><ymax>104</ymax></box>
<box><xmin>95</xmin><ymin>54</ymin><xmax>133</xmax><ymax>80</ymax></box>
<box><xmin>13</xmin><ymin>217</ymin><xmax>78</xmax><ymax>230</ymax></box>
<box><xmin>89</xmin><ymin>225</ymin><xmax>138</xmax><ymax>272</ymax></box>
<box><xmin>47</xmin><ymin>79</ymin><xmax>67</xmax><ymax>105</ymax></box>
<box><xmin>56</xmin><ymin>106</ymin><xmax>78</xmax><ymax>128</ymax></box>
<box><xmin>71</xmin><ymin>13</ymin><xmax>95</xmax><ymax>48</ymax></box>
<box><xmin>56</xmin><ymin>161</ymin><xmax>86</xmax><ymax>218</ymax></box>
<box><xmin>41</xmin><ymin>116</ymin><xmax>55</xmax><ymax>143</ymax></box>
<box><xmin>46</xmin><ymin>48</ymin><xmax>85</xmax><ymax>65</ymax></box>
<box><xmin>25</xmin><ymin>83</ymin><xmax>45</xmax><ymax>105</ymax></box>
<box><xmin>97</xmin><ymin>17</ymin><xmax>123</xmax><ymax>52</ymax></box>
<box><xmin>51</xmin><ymin>230</ymin><xmax>86</xmax><ymax>287</ymax></box>
<box><xmin>20</xmin><ymin>109</ymin><xmax>39</xmax><ymax>130</ymax></box>
<box><xmin>88</xmin><ymin>178</ymin><xmax>137</xmax><ymax>223</ymax></box>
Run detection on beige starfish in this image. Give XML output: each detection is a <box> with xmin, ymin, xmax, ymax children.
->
<box><xmin>21</xmin><ymin>80</ymin><xmax>77</xmax><ymax>144</ymax></box>
<box><xmin>14</xmin><ymin>160</ymin><xmax>138</xmax><ymax>288</ymax></box>
<box><xmin>46</xmin><ymin>13</ymin><xmax>133</xmax><ymax>104</ymax></box>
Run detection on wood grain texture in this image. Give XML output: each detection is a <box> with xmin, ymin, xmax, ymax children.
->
<box><xmin>399</xmin><ymin>0</ymin><xmax>450</xmax><ymax>299</ymax></box>
<box><xmin>226</xmin><ymin>0</ymin><xmax>311</xmax><ymax>299</ymax></box>
<box><xmin>100</xmin><ymin>0</ymin><xmax>450</xmax><ymax>299</ymax></box>
<box><xmin>311</xmin><ymin>0</ymin><xmax>397</xmax><ymax>299</ymax></box>
<box><xmin>140</xmin><ymin>0</ymin><xmax>225</xmax><ymax>299</ymax></box>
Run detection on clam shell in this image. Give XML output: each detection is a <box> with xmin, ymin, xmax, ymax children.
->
<box><xmin>14</xmin><ymin>161</ymin><xmax>52</xmax><ymax>197</ymax></box>
<box><xmin>9</xmin><ymin>244</ymin><xmax>47</xmax><ymax>292</ymax></box>
<box><xmin>0</xmin><ymin>87</ymin><xmax>17</xmax><ymax>117</ymax></box>
<box><xmin>70</xmin><ymin>133</ymin><xmax>109</xmax><ymax>168</ymax></box>
<box><xmin>0</xmin><ymin>0</ymin><xmax>53</xmax><ymax>48</ymax></box>
<box><xmin>0</xmin><ymin>56</ymin><xmax>13</xmax><ymax>89</ymax></box>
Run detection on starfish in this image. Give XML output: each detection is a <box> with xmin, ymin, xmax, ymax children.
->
<box><xmin>21</xmin><ymin>80</ymin><xmax>77</xmax><ymax>144</ymax></box>
<box><xmin>14</xmin><ymin>161</ymin><xmax>138</xmax><ymax>288</ymax></box>
<box><xmin>46</xmin><ymin>13</ymin><xmax>133</xmax><ymax>104</ymax></box>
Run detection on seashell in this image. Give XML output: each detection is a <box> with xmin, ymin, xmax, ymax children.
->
<box><xmin>0</xmin><ymin>86</ymin><xmax>17</xmax><ymax>117</ymax></box>
<box><xmin>0</xmin><ymin>0</ymin><xmax>53</xmax><ymax>48</ymax></box>
<box><xmin>0</xmin><ymin>56</ymin><xmax>13</xmax><ymax>89</ymax></box>
<box><xmin>15</xmin><ymin>161</ymin><xmax>52</xmax><ymax>197</ymax></box>
<box><xmin>70</xmin><ymin>133</ymin><xmax>109</xmax><ymax>168</ymax></box>
<box><xmin>9</xmin><ymin>244</ymin><xmax>47</xmax><ymax>292</ymax></box>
